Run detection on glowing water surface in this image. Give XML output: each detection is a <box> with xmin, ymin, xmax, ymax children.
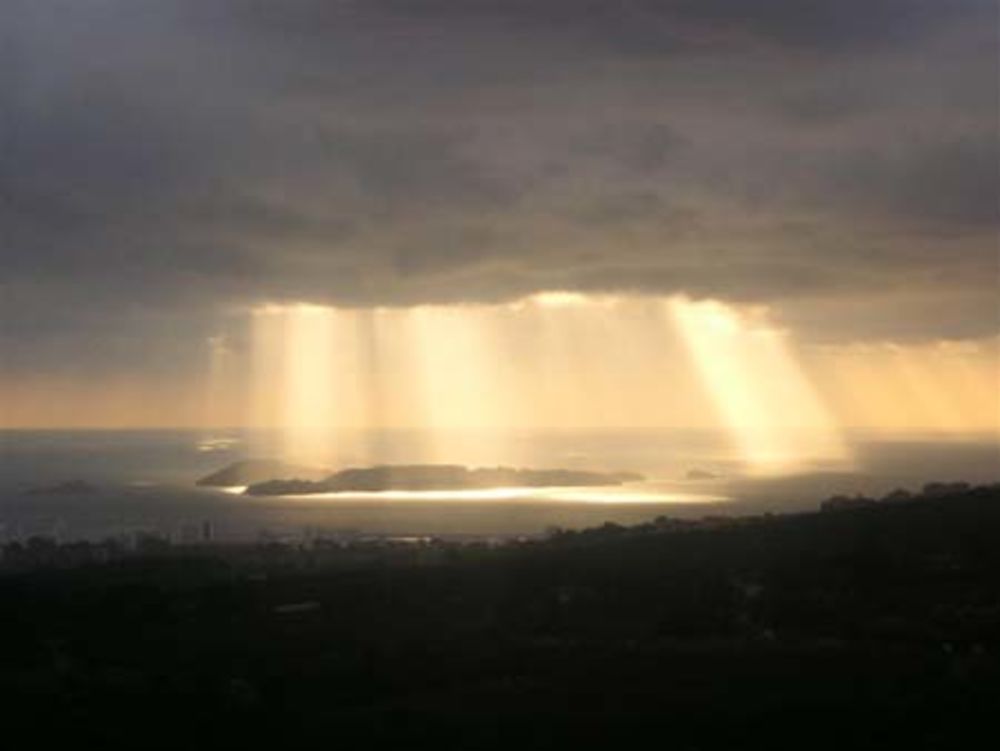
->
<box><xmin>226</xmin><ymin>486</ymin><xmax>726</xmax><ymax>505</ymax></box>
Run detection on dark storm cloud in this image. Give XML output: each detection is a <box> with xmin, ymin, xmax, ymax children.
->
<box><xmin>370</xmin><ymin>0</ymin><xmax>991</xmax><ymax>55</ymax></box>
<box><xmin>573</xmin><ymin>123</ymin><xmax>686</xmax><ymax>175</ymax></box>
<box><xmin>0</xmin><ymin>0</ymin><xmax>997</xmax><ymax>379</ymax></box>
<box><xmin>572</xmin><ymin>190</ymin><xmax>678</xmax><ymax>228</ymax></box>
<box><xmin>821</xmin><ymin>134</ymin><xmax>999</xmax><ymax>230</ymax></box>
<box><xmin>314</xmin><ymin>127</ymin><xmax>517</xmax><ymax>210</ymax></box>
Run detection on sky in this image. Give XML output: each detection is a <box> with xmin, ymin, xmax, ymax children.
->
<box><xmin>1</xmin><ymin>1</ymin><xmax>997</xmax><ymax>429</ymax></box>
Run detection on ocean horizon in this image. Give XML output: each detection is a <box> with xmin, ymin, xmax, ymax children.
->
<box><xmin>1</xmin><ymin>428</ymin><xmax>996</xmax><ymax>543</ymax></box>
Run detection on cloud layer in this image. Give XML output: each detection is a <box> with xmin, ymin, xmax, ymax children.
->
<box><xmin>1</xmin><ymin>0</ymin><xmax>997</xmax><ymax>380</ymax></box>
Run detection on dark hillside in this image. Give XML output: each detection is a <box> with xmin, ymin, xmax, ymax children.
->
<box><xmin>1</xmin><ymin>485</ymin><xmax>998</xmax><ymax>749</ymax></box>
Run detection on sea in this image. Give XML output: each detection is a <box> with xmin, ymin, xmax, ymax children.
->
<box><xmin>0</xmin><ymin>429</ymin><xmax>997</xmax><ymax>543</ymax></box>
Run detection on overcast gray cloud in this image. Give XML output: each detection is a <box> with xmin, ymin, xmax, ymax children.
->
<box><xmin>0</xmin><ymin>0</ymin><xmax>997</xmax><ymax>378</ymax></box>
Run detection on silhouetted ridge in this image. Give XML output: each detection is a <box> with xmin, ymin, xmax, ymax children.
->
<box><xmin>820</xmin><ymin>481</ymin><xmax>975</xmax><ymax>511</ymax></box>
<box><xmin>1</xmin><ymin>482</ymin><xmax>997</xmax><ymax>749</ymax></box>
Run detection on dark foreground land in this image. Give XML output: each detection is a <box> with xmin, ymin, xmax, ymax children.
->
<box><xmin>2</xmin><ymin>485</ymin><xmax>999</xmax><ymax>749</ymax></box>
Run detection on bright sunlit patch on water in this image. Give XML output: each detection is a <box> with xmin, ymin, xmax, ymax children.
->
<box><xmin>270</xmin><ymin>486</ymin><xmax>726</xmax><ymax>505</ymax></box>
<box><xmin>197</xmin><ymin>436</ymin><xmax>240</xmax><ymax>452</ymax></box>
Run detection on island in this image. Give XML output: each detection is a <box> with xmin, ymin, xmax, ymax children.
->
<box><xmin>198</xmin><ymin>462</ymin><xmax>644</xmax><ymax>496</ymax></box>
<box><xmin>196</xmin><ymin>459</ymin><xmax>329</xmax><ymax>487</ymax></box>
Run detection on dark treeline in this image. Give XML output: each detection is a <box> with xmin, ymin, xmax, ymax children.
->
<box><xmin>1</xmin><ymin>484</ymin><xmax>998</xmax><ymax>749</ymax></box>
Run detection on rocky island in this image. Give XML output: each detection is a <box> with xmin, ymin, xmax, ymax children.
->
<box><xmin>198</xmin><ymin>462</ymin><xmax>644</xmax><ymax>496</ymax></box>
<box><xmin>196</xmin><ymin>459</ymin><xmax>329</xmax><ymax>487</ymax></box>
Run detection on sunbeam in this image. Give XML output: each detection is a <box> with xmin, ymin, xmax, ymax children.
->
<box><xmin>669</xmin><ymin>297</ymin><xmax>850</xmax><ymax>474</ymax></box>
<box><xmin>247</xmin><ymin>293</ymin><xmax>859</xmax><ymax>473</ymax></box>
<box><xmin>808</xmin><ymin>338</ymin><xmax>1000</xmax><ymax>435</ymax></box>
<box><xmin>244</xmin><ymin>294</ymin><xmax>998</xmax><ymax>474</ymax></box>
